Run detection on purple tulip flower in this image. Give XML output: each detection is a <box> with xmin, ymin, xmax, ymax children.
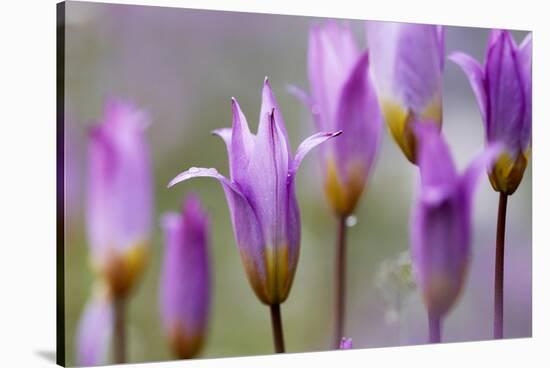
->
<box><xmin>411</xmin><ymin>123</ymin><xmax>500</xmax><ymax>339</ymax></box>
<box><xmin>449</xmin><ymin>30</ymin><xmax>532</xmax><ymax>195</ymax></box>
<box><xmin>339</xmin><ymin>337</ymin><xmax>353</xmax><ymax>349</ymax></box>
<box><xmin>291</xmin><ymin>21</ymin><xmax>383</xmax><ymax>216</ymax></box>
<box><xmin>366</xmin><ymin>22</ymin><xmax>445</xmax><ymax>163</ymax></box>
<box><xmin>86</xmin><ymin>100</ymin><xmax>154</xmax><ymax>297</ymax></box>
<box><xmin>160</xmin><ymin>195</ymin><xmax>211</xmax><ymax>359</ymax></box>
<box><xmin>169</xmin><ymin>78</ymin><xmax>341</xmax><ymax>305</ymax></box>
<box><xmin>76</xmin><ymin>285</ymin><xmax>113</xmax><ymax>366</ymax></box>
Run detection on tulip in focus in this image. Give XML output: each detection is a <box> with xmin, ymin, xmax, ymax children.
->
<box><xmin>293</xmin><ymin>21</ymin><xmax>383</xmax><ymax>216</ymax></box>
<box><xmin>367</xmin><ymin>22</ymin><xmax>445</xmax><ymax>163</ymax></box>
<box><xmin>411</xmin><ymin>123</ymin><xmax>499</xmax><ymax>342</ymax></box>
<box><xmin>160</xmin><ymin>195</ymin><xmax>211</xmax><ymax>359</ymax></box>
<box><xmin>169</xmin><ymin>78</ymin><xmax>341</xmax><ymax>352</ymax></box>
<box><xmin>450</xmin><ymin>30</ymin><xmax>532</xmax><ymax>195</ymax></box>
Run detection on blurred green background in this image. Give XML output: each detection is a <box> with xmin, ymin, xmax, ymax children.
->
<box><xmin>63</xmin><ymin>1</ymin><xmax>531</xmax><ymax>365</ymax></box>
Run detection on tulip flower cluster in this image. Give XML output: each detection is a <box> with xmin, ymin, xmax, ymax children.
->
<box><xmin>71</xmin><ymin>19</ymin><xmax>531</xmax><ymax>365</ymax></box>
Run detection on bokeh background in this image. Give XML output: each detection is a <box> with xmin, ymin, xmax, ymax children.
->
<box><xmin>63</xmin><ymin>1</ymin><xmax>531</xmax><ymax>365</ymax></box>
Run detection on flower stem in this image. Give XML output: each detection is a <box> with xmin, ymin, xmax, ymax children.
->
<box><xmin>428</xmin><ymin>312</ymin><xmax>441</xmax><ymax>343</ymax></box>
<box><xmin>113</xmin><ymin>296</ymin><xmax>127</xmax><ymax>363</ymax></box>
<box><xmin>334</xmin><ymin>215</ymin><xmax>347</xmax><ymax>349</ymax></box>
<box><xmin>270</xmin><ymin>303</ymin><xmax>285</xmax><ymax>353</ymax></box>
<box><xmin>494</xmin><ymin>192</ymin><xmax>508</xmax><ymax>339</ymax></box>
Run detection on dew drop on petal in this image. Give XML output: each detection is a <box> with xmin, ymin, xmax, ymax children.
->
<box><xmin>188</xmin><ymin>167</ymin><xmax>199</xmax><ymax>173</ymax></box>
<box><xmin>346</xmin><ymin>215</ymin><xmax>357</xmax><ymax>227</ymax></box>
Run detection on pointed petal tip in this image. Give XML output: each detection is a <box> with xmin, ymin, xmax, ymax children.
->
<box><xmin>332</xmin><ymin>129</ymin><xmax>343</xmax><ymax>137</ymax></box>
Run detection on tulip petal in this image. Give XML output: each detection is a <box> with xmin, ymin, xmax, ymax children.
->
<box><xmin>333</xmin><ymin>51</ymin><xmax>383</xmax><ymax>181</ymax></box>
<box><xmin>168</xmin><ymin>167</ymin><xmax>269</xmax><ymax>302</ymax></box>
<box><xmin>449</xmin><ymin>52</ymin><xmax>488</xmax><ymax>124</ymax></box>
<box><xmin>460</xmin><ymin>143</ymin><xmax>502</xmax><ymax>210</ymax></box>
<box><xmin>411</xmin><ymin>192</ymin><xmax>468</xmax><ymax>317</ymax></box>
<box><xmin>518</xmin><ymin>33</ymin><xmax>532</xmax><ymax>151</ymax></box>
<box><xmin>259</xmin><ymin>78</ymin><xmax>291</xmax><ymax>157</ymax></box>
<box><xmin>368</xmin><ymin>22</ymin><xmax>443</xmax><ymax>113</ymax></box>
<box><xmin>309</xmin><ymin>22</ymin><xmax>359</xmax><ymax>131</ymax></box>
<box><xmin>212</xmin><ymin>128</ymin><xmax>232</xmax><ymax>152</ymax></box>
<box><xmin>290</xmin><ymin>130</ymin><xmax>343</xmax><ymax>177</ymax></box>
<box><xmin>86</xmin><ymin>100</ymin><xmax>153</xmax><ymax>260</ymax></box>
<box><xmin>76</xmin><ymin>294</ymin><xmax>113</xmax><ymax>366</ymax></box>
<box><xmin>160</xmin><ymin>196</ymin><xmax>210</xmax><ymax>350</ymax></box>
<box><xmin>485</xmin><ymin>31</ymin><xmax>526</xmax><ymax>154</ymax></box>
<box><xmin>247</xmin><ymin>92</ymin><xmax>290</xmax><ymax>246</ymax></box>
<box><xmin>414</xmin><ymin>123</ymin><xmax>458</xmax><ymax>205</ymax></box>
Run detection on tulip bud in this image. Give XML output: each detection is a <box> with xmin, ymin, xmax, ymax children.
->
<box><xmin>450</xmin><ymin>30</ymin><xmax>532</xmax><ymax>195</ymax></box>
<box><xmin>160</xmin><ymin>195</ymin><xmax>211</xmax><ymax>359</ymax></box>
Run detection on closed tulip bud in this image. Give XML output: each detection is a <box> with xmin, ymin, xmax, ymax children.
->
<box><xmin>86</xmin><ymin>100</ymin><xmax>154</xmax><ymax>298</ymax></box>
<box><xmin>411</xmin><ymin>123</ymin><xmax>500</xmax><ymax>319</ymax></box>
<box><xmin>367</xmin><ymin>22</ymin><xmax>445</xmax><ymax>163</ymax></box>
<box><xmin>450</xmin><ymin>30</ymin><xmax>532</xmax><ymax>195</ymax></box>
<box><xmin>169</xmin><ymin>78</ymin><xmax>341</xmax><ymax>305</ymax></box>
<box><xmin>160</xmin><ymin>195</ymin><xmax>211</xmax><ymax>359</ymax></box>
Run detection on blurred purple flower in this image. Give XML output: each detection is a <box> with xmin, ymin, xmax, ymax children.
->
<box><xmin>169</xmin><ymin>78</ymin><xmax>341</xmax><ymax>305</ymax></box>
<box><xmin>160</xmin><ymin>195</ymin><xmax>211</xmax><ymax>359</ymax></box>
<box><xmin>449</xmin><ymin>30</ymin><xmax>532</xmax><ymax>195</ymax></box>
<box><xmin>76</xmin><ymin>285</ymin><xmax>113</xmax><ymax>366</ymax></box>
<box><xmin>339</xmin><ymin>337</ymin><xmax>353</xmax><ymax>349</ymax></box>
<box><xmin>86</xmin><ymin>100</ymin><xmax>154</xmax><ymax>297</ymax></box>
<box><xmin>411</xmin><ymin>123</ymin><xmax>500</xmax><ymax>322</ymax></box>
<box><xmin>291</xmin><ymin>21</ymin><xmax>383</xmax><ymax>216</ymax></box>
<box><xmin>366</xmin><ymin>22</ymin><xmax>445</xmax><ymax>163</ymax></box>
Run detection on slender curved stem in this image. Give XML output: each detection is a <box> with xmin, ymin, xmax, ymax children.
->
<box><xmin>270</xmin><ymin>303</ymin><xmax>285</xmax><ymax>353</ymax></box>
<box><xmin>428</xmin><ymin>312</ymin><xmax>441</xmax><ymax>343</ymax></box>
<box><xmin>494</xmin><ymin>193</ymin><xmax>508</xmax><ymax>339</ymax></box>
<box><xmin>334</xmin><ymin>216</ymin><xmax>347</xmax><ymax>348</ymax></box>
<box><xmin>113</xmin><ymin>296</ymin><xmax>127</xmax><ymax>363</ymax></box>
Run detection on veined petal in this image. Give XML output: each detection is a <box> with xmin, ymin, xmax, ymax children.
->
<box><xmin>449</xmin><ymin>52</ymin><xmax>488</xmax><ymax>124</ymax></box>
<box><xmin>259</xmin><ymin>78</ymin><xmax>291</xmax><ymax>158</ymax></box>
<box><xmin>247</xmin><ymin>88</ymin><xmax>290</xmax><ymax>246</ymax></box>
<box><xmin>414</xmin><ymin>123</ymin><xmax>458</xmax><ymax>205</ymax></box>
<box><xmin>167</xmin><ymin>167</ymin><xmax>270</xmax><ymax>304</ymax></box>
<box><xmin>76</xmin><ymin>290</ymin><xmax>113</xmax><ymax>366</ymax></box>
<box><xmin>229</xmin><ymin>97</ymin><xmax>256</xmax><ymax>181</ymax></box>
<box><xmin>290</xmin><ymin>130</ymin><xmax>343</xmax><ymax>177</ymax></box>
